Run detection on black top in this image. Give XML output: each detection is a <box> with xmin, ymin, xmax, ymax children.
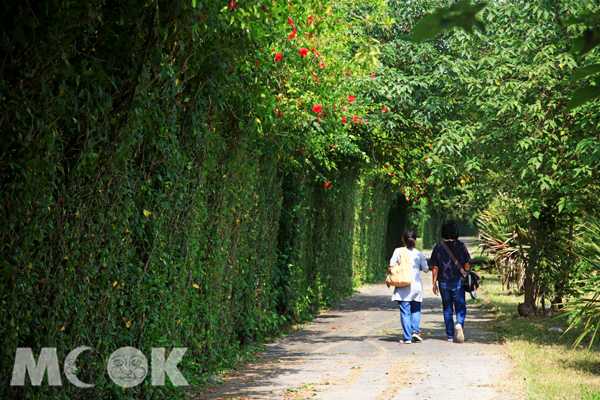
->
<box><xmin>429</xmin><ymin>240</ymin><xmax>471</xmax><ymax>284</ymax></box>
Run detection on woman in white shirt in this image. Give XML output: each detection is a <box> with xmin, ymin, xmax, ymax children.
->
<box><xmin>388</xmin><ymin>230</ymin><xmax>429</xmax><ymax>344</ymax></box>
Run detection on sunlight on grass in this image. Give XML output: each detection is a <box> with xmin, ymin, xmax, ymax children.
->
<box><xmin>481</xmin><ymin>274</ymin><xmax>600</xmax><ymax>400</ymax></box>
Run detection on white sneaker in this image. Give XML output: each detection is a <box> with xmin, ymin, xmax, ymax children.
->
<box><xmin>455</xmin><ymin>324</ymin><xmax>464</xmax><ymax>343</ymax></box>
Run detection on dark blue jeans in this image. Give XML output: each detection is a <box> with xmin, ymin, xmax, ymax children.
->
<box><xmin>439</xmin><ymin>280</ymin><xmax>466</xmax><ymax>339</ymax></box>
<box><xmin>398</xmin><ymin>300</ymin><xmax>422</xmax><ymax>341</ymax></box>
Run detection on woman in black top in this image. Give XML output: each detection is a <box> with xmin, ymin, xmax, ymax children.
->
<box><xmin>429</xmin><ymin>220</ymin><xmax>471</xmax><ymax>343</ymax></box>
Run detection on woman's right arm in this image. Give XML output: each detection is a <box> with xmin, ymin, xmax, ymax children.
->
<box><xmin>432</xmin><ymin>266</ymin><xmax>439</xmax><ymax>296</ymax></box>
<box><xmin>431</xmin><ymin>246</ymin><xmax>439</xmax><ymax>295</ymax></box>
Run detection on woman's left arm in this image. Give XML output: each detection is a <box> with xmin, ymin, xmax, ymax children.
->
<box><xmin>388</xmin><ymin>249</ymin><xmax>399</xmax><ymax>273</ymax></box>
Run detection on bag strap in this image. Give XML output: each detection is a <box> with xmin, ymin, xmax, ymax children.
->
<box><xmin>440</xmin><ymin>241</ymin><xmax>467</xmax><ymax>278</ymax></box>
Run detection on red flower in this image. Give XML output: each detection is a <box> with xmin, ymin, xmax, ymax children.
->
<box><xmin>348</xmin><ymin>95</ymin><xmax>355</xmax><ymax>102</ymax></box>
<box><xmin>288</xmin><ymin>17</ymin><xmax>295</xmax><ymax>27</ymax></box>
<box><xmin>255</xmin><ymin>60</ymin><xmax>259</xmax><ymax>66</ymax></box>
<box><xmin>299</xmin><ymin>48</ymin><xmax>309</xmax><ymax>57</ymax></box>
<box><xmin>319</xmin><ymin>62</ymin><xmax>324</xmax><ymax>68</ymax></box>
<box><xmin>342</xmin><ymin>106</ymin><xmax>346</xmax><ymax>111</ymax></box>
<box><xmin>313</xmin><ymin>75</ymin><xmax>318</xmax><ymax>82</ymax></box>
<box><xmin>324</xmin><ymin>182</ymin><xmax>330</xmax><ymax>187</ymax></box>
<box><xmin>371</xmin><ymin>73</ymin><xmax>375</xmax><ymax>78</ymax></box>
<box><xmin>333</xmin><ymin>105</ymin><xmax>336</xmax><ymax>109</ymax></box>
<box><xmin>275</xmin><ymin>53</ymin><xmax>283</xmax><ymax>62</ymax></box>
<box><xmin>352</xmin><ymin>115</ymin><xmax>358</xmax><ymax>122</ymax></box>
<box><xmin>297</xmin><ymin>100</ymin><xmax>302</xmax><ymax>106</ymax></box>
<box><xmin>278</xmin><ymin>110</ymin><xmax>283</xmax><ymax>117</ymax></box>
<box><xmin>309</xmin><ymin>16</ymin><xmax>314</xmax><ymax>23</ymax></box>
<box><xmin>301</xmin><ymin>148</ymin><xmax>305</xmax><ymax>152</ymax></box>
<box><xmin>331</xmin><ymin>144</ymin><xmax>334</xmax><ymax>147</ymax></box>
<box><xmin>341</xmin><ymin>117</ymin><xmax>347</xmax><ymax>123</ymax></box>
<box><xmin>312</xmin><ymin>104</ymin><xmax>322</xmax><ymax>113</ymax></box>
<box><xmin>289</xmin><ymin>29</ymin><xmax>296</xmax><ymax>39</ymax></box>
<box><xmin>229</xmin><ymin>1</ymin><xmax>236</xmax><ymax>10</ymax></box>
<box><xmin>382</xmin><ymin>108</ymin><xmax>387</xmax><ymax>112</ymax></box>
<box><xmin>312</xmin><ymin>48</ymin><xmax>316</xmax><ymax>53</ymax></box>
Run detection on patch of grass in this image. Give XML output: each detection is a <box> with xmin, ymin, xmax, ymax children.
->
<box><xmin>481</xmin><ymin>274</ymin><xmax>600</xmax><ymax>400</ymax></box>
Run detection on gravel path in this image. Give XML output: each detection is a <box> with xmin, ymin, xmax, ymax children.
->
<box><xmin>197</xmin><ymin>238</ymin><xmax>520</xmax><ymax>400</ymax></box>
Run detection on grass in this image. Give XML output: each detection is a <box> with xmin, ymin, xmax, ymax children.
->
<box><xmin>480</xmin><ymin>273</ymin><xmax>600</xmax><ymax>400</ymax></box>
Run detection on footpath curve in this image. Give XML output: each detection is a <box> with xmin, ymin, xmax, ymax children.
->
<box><xmin>197</xmin><ymin>246</ymin><xmax>520</xmax><ymax>400</ymax></box>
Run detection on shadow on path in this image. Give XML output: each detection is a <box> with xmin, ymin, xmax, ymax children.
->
<box><xmin>192</xmin><ymin>271</ymin><xmax>520</xmax><ymax>400</ymax></box>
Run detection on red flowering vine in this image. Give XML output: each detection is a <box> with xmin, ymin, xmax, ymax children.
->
<box><xmin>312</xmin><ymin>104</ymin><xmax>322</xmax><ymax>113</ymax></box>
<box><xmin>275</xmin><ymin>53</ymin><xmax>283</xmax><ymax>62</ymax></box>
<box><xmin>289</xmin><ymin>29</ymin><xmax>296</xmax><ymax>39</ymax></box>
<box><xmin>319</xmin><ymin>62</ymin><xmax>324</xmax><ymax>68</ymax></box>
<box><xmin>324</xmin><ymin>182</ymin><xmax>330</xmax><ymax>187</ymax></box>
<box><xmin>299</xmin><ymin>48</ymin><xmax>308</xmax><ymax>57</ymax></box>
<box><xmin>348</xmin><ymin>95</ymin><xmax>355</xmax><ymax>102</ymax></box>
<box><xmin>229</xmin><ymin>1</ymin><xmax>236</xmax><ymax>11</ymax></box>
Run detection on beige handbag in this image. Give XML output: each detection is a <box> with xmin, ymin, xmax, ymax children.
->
<box><xmin>386</xmin><ymin>247</ymin><xmax>413</xmax><ymax>287</ymax></box>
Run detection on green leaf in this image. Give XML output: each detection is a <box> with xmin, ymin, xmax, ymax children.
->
<box><xmin>412</xmin><ymin>13</ymin><xmax>442</xmax><ymax>43</ymax></box>
<box><xmin>412</xmin><ymin>1</ymin><xmax>487</xmax><ymax>43</ymax></box>
<box><xmin>570</xmin><ymin>28</ymin><xmax>600</xmax><ymax>56</ymax></box>
<box><xmin>566</xmin><ymin>85</ymin><xmax>600</xmax><ymax>110</ymax></box>
<box><xmin>570</xmin><ymin>64</ymin><xmax>600</xmax><ymax>81</ymax></box>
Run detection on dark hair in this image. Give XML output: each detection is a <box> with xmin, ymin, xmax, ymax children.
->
<box><xmin>441</xmin><ymin>220</ymin><xmax>459</xmax><ymax>240</ymax></box>
<box><xmin>402</xmin><ymin>230</ymin><xmax>417</xmax><ymax>248</ymax></box>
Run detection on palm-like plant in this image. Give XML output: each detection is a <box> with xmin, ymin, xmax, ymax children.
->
<box><xmin>562</xmin><ymin>218</ymin><xmax>600</xmax><ymax>348</ymax></box>
<box><xmin>477</xmin><ymin>196</ymin><xmax>529</xmax><ymax>292</ymax></box>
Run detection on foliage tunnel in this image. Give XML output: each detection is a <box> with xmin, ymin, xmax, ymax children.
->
<box><xmin>0</xmin><ymin>0</ymin><xmax>415</xmax><ymax>398</ymax></box>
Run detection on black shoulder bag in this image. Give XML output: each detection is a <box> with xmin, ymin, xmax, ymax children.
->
<box><xmin>440</xmin><ymin>241</ymin><xmax>480</xmax><ymax>299</ymax></box>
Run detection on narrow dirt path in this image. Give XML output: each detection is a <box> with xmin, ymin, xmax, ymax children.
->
<box><xmin>196</xmin><ymin>242</ymin><xmax>519</xmax><ymax>400</ymax></box>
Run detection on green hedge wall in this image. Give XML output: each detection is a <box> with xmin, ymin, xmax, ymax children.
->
<box><xmin>0</xmin><ymin>1</ymin><xmax>395</xmax><ymax>397</ymax></box>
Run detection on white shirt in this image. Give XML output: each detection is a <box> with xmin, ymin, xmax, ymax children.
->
<box><xmin>389</xmin><ymin>247</ymin><xmax>429</xmax><ymax>302</ymax></box>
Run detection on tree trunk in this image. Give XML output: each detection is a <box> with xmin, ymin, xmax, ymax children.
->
<box><xmin>518</xmin><ymin>224</ymin><xmax>537</xmax><ymax>317</ymax></box>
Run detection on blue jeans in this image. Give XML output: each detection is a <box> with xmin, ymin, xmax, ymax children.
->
<box><xmin>439</xmin><ymin>280</ymin><xmax>466</xmax><ymax>339</ymax></box>
<box><xmin>398</xmin><ymin>300</ymin><xmax>422</xmax><ymax>341</ymax></box>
